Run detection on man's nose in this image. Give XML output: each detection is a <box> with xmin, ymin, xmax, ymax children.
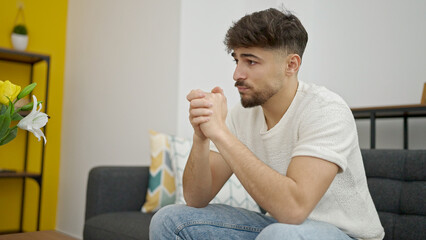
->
<box><xmin>233</xmin><ymin>65</ymin><xmax>246</xmax><ymax>81</ymax></box>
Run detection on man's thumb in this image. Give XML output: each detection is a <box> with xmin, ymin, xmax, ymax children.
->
<box><xmin>211</xmin><ymin>86</ymin><xmax>224</xmax><ymax>95</ymax></box>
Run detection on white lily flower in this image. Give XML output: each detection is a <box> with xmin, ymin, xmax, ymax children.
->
<box><xmin>17</xmin><ymin>95</ymin><xmax>49</xmax><ymax>144</ymax></box>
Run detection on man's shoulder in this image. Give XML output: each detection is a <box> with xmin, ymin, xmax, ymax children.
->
<box><xmin>299</xmin><ymin>81</ymin><xmax>349</xmax><ymax>109</ymax></box>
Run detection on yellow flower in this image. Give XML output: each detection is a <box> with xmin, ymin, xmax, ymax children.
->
<box><xmin>0</xmin><ymin>80</ymin><xmax>21</xmax><ymax>105</ymax></box>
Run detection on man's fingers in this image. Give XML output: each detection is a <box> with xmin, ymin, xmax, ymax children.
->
<box><xmin>190</xmin><ymin>98</ymin><xmax>213</xmax><ymax>108</ymax></box>
<box><xmin>190</xmin><ymin>108</ymin><xmax>213</xmax><ymax>117</ymax></box>
<box><xmin>191</xmin><ymin>116</ymin><xmax>210</xmax><ymax>125</ymax></box>
<box><xmin>187</xmin><ymin>89</ymin><xmax>206</xmax><ymax>101</ymax></box>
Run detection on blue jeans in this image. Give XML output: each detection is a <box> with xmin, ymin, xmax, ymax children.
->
<box><xmin>149</xmin><ymin>204</ymin><xmax>355</xmax><ymax>240</ymax></box>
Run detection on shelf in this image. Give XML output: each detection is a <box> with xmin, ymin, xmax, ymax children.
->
<box><xmin>0</xmin><ymin>47</ymin><xmax>50</xmax><ymax>232</ymax></box>
<box><xmin>351</xmin><ymin>104</ymin><xmax>426</xmax><ymax>149</ymax></box>
<box><xmin>0</xmin><ymin>171</ymin><xmax>42</xmax><ymax>188</ymax></box>
<box><xmin>0</xmin><ymin>171</ymin><xmax>41</xmax><ymax>179</ymax></box>
<box><xmin>351</xmin><ymin>104</ymin><xmax>426</xmax><ymax>119</ymax></box>
<box><xmin>0</xmin><ymin>47</ymin><xmax>49</xmax><ymax>64</ymax></box>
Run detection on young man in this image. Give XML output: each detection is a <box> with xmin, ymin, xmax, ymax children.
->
<box><xmin>150</xmin><ymin>8</ymin><xmax>384</xmax><ymax>240</ymax></box>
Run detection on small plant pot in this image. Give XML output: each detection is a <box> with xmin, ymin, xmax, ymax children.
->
<box><xmin>11</xmin><ymin>33</ymin><xmax>28</xmax><ymax>51</ymax></box>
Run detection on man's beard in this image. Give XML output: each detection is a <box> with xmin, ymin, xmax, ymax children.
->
<box><xmin>235</xmin><ymin>81</ymin><xmax>279</xmax><ymax>108</ymax></box>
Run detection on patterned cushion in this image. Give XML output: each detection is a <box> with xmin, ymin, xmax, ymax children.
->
<box><xmin>141</xmin><ymin>131</ymin><xmax>176</xmax><ymax>213</ymax></box>
<box><xmin>169</xmin><ymin>135</ymin><xmax>260</xmax><ymax>212</ymax></box>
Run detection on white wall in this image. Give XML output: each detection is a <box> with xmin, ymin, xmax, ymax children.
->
<box><xmin>177</xmin><ymin>0</ymin><xmax>426</xmax><ymax>149</ymax></box>
<box><xmin>287</xmin><ymin>0</ymin><xmax>426</xmax><ymax>149</ymax></box>
<box><xmin>57</xmin><ymin>0</ymin><xmax>181</xmax><ymax>238</ymax></box>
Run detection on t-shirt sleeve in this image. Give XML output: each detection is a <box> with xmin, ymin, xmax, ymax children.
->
<box><xmin>291</xmin><ymin>102</ymin><xmax>358</xmax><ymax>172</ymax></box>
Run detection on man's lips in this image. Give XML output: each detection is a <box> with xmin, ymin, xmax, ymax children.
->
<box><xmin>235</xmin><ymin>82</ymin><xmax>250</xmax><ymax>93</ymax></box>
<box><xmin>237</xmin><ymin>86</ymin><xmax>250</xmax><ymax>93</ymax></box>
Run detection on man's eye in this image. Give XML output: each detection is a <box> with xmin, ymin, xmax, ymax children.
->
<box><xmin>248</xmin><ymin>60</ymin><xmax>256</xmax><ymax>65</ymax></box>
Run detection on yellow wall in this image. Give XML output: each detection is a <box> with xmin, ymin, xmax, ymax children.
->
<box><xmin>0</xmin><ymin>0</ymin><xmax>67</xmax><ymax>232</ymax></box>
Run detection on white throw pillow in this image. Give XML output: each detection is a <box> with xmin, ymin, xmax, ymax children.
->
<box><xmin>169</xmin><ymin>134</ymin><xmax>260</xmax><ymax>212</ymax></box>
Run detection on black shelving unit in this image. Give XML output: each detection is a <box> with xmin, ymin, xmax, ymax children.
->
<box><xmin>0</xmin><ymin>47</ymin><xmax>50</xmax><ymax>233</ymax></box>
<box><xmin>351</xmin><ymin>104</ymin><xmax>426</xmax><ymax>149</ymax></box>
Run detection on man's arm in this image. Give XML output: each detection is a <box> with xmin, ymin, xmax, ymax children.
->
<box><xmin>182</xmin><ymin>138</ymin><xmax>232</xmax><ymax>207</ymax></box>
<box><xmin>211</xmin><ymin>130</ymin><xmax>338</xmax><ymax>224</ymax></box>
<box><xmin>200</xmin><ymin>90</ymin><xmax>338</xmax><ymax>224</ymax></box>
<box><xmin>182</xmin><ymin>89</ymin><xmax>233</xmax><ymax>207</ymax></box>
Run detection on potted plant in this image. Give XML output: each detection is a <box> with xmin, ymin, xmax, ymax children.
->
<box><xmin>11</xmin><ymin>24</ymin><xmax>28</xmax><ymax>51</ymax></box>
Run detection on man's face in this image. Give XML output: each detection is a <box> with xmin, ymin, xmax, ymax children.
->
<box><xmin>232</xmin><ymin>47</ymin><xmax>287</xmax><ymax>108</ymax></box>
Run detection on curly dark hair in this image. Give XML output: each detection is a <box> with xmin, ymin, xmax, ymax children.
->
<box><xmin>224</xmin><ymin>8</ymin><xmax>308</xmax><ymax>58</ymax></box>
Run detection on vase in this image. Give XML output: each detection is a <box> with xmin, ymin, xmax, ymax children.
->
<box><xmin>11</xmin><ymin>33</ymin><xmax>28</xmax><ymax>51</ymax></box>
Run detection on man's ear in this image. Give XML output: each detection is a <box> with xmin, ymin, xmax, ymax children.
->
<box><xmin>285</xmin><ymin>54</ymin><xmax>301</xmax><ymax>76</ymax></box>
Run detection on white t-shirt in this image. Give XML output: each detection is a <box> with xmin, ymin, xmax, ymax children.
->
<box><xmin>211</xmin><ymin>81</ymin><xmax>384</xmax><ymax>240</ymax></box>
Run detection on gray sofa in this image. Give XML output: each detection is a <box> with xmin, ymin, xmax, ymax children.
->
<box><xmin>83</xmin><ymin>149</ymin><xmax>426</xmax><ymax>240</ymax></box>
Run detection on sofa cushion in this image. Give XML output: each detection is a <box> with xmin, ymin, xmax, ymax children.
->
<box><xmin>84</xmin><ymin>211</ymin><xmax>154</xmax><ymax>240</ymax></box>
<box><xmin>378</xmin><ymin>212</ymin><xmax>426</xmax><ymax>240</ymax></box>
<box><xmin>85</xmin><ymin>167</ymin><xmax>150</xmax><ymax>220</ymax></box>
<box><xmin>361</xmin><ymin>149</ymin><xmax>426</xmax><ymax>240</ymax></box>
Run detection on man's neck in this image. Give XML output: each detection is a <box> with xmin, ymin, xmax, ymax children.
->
<box><xmin>261</xmin><ymin>78</ymin><xmax>299</xmax><ymax>130</ymax></box>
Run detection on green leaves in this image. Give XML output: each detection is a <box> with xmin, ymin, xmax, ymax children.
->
<box><xmin>0</xmin><ymin>108</ymin><xmax>11</xmax><ymax>138</ymax></box>
<box><xmin>0</xmin><ymin>104</ymin><xmax>15</xmax><ymax>146</ymax></box>
<box><xmin>0</xmin><ymin>126</ymin><xmax>18</xmax><ymax>146</ymax></box>
<box><xmin>14</xmin><ymin>83</ymin><xmax>40</xmax><ymax>118</ymax></box>
<box><xmin>17</xmin><ymin>83</ymin><xmax>37</xmax><ymax>100</ymax></box>
<box><xmin>12</xmin><ymin>112</ymin><xmax>23</xmax><ymax>121</ymax></box>
<box><xmin>18</xmin><ymin>100</ymin><xmax>42</xmax><ymax>112</ymax></box>
<box><xmin>13</xmin><ymin>24</ymin><xmax>27</xmax><ymax>35</ymax></box>
<box><xmin>0</xmin><ymin>104</ymin><xmax>6</xmax><ymax>115</ymax></box>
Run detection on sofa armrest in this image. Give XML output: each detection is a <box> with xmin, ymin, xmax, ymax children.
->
<box><xmin>85</xmin><ymin>166</ymin><xmax>150</xmax><ymax>220</ymax></box>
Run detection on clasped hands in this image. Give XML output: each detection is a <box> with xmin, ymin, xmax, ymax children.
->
<box><xmin>187</xmin><ymin>87</ymin><xmax>228</xmax><ymax>142</ymax></box>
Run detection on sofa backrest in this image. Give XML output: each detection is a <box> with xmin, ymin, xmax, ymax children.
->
<box><xmin>361</xmin><ymin>149</ymin><xmax>426</xmax><ymax>240</ymax></box>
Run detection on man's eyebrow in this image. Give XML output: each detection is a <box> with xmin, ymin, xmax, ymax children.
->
<box><xmin>231</xmin><ymin>52</ymin><xmax>261</xmax><ymax>60</ymax></box>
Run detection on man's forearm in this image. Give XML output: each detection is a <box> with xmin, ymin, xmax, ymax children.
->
<box><xmin>210</xmin><ymin>129</ymin><xmax>306</xmax><ymax>224</ymax></box>
<box><xmin>182</xmin><ymin>135</ymin><xmax>214</xmax><ymax>207</ymax></box>
<box><xmin>210</xmin><ymin>128</ymin><xmax>338</xmax><ymax>224</ymax></box>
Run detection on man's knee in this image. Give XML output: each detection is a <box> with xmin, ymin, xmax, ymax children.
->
<box><xmin>256</xmin><ymin>220</ymin><xmax>351</xmax><ymax>240</ymax></box>
<box><xmin>150</xmin><ymin>204</ymin><xmax>189</xmax><ymax>239</ymax></box>
<box><xmin>256</xmin><ymin>223</ymin><xmax>301</xmax><ymax>240</ymax></box>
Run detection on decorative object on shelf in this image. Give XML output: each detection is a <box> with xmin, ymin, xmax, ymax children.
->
<box><xmin>422</xmin><ymin>83</ymin><xmax>426</xmax><ymax>104</ymax></box>
<box><xmin>0</xmin><ymin>80</ymin><xmax>48</xmax><ymax>146</ymax></box>
<box><xmin>11</xmin><ymin>6</ymin><xmax>28</xmax><ymax>51</ymax></box>
<box><xmin>11</xmin><ymin>24</ymin><xmax>28</xmax><ymax>51</ymax></box>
